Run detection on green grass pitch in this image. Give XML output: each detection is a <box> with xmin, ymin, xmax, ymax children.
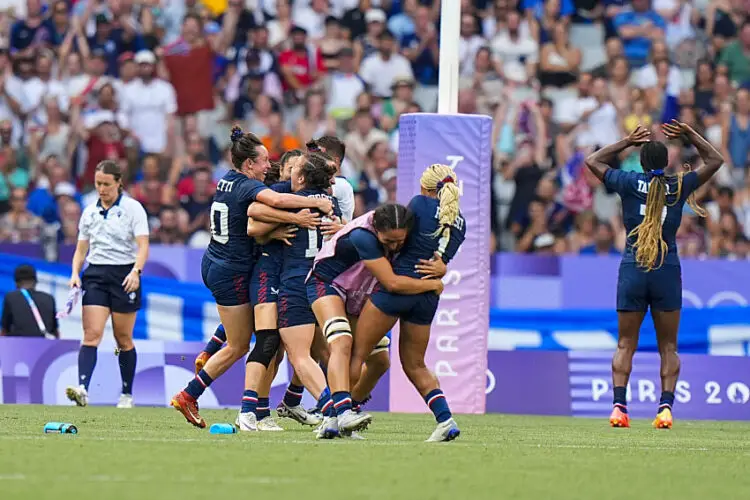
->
<box><xmin>1</xmin><ymin>405</ymin><xmax>749</xmax><ymax>500</ymax></box>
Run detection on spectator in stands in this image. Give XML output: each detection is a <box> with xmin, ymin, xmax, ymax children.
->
<box><xmin>278</xmin><ymin>26</ymin><xmax>321</xmax><ymax>104</ymax></box>
<box><xmin>579</xmin><ymin>220</ymin><xmax>620</xmax><ymax>255</ymax></box>
<box><xmin>318</xmin><ymin>16</ymin><xmax>350</xmax><ymax>72</ymax></box>
<box><xmin>151</xmin><ymin>205</ymin><xmax>187</xmax><ymax>245</ymax></box>
<box><xmin>121</xmin><ymin>50</ymin><xmax>178</xmax><ymax>157</ymax></box>
<box><xmin>539</xmin><ymin>22</ymin><xmax>581</xmax><ymax>90</ymax></box>
<box><xmin>718</xmin><ymin>19</ymin><xmax>750</xmax><ymax>87</ymax></box>
<box><xmin>262</xmin><ymin>112</ymin><xmax>302</xmax><ymax>161</ymax></box>
<box><xmin>345</xmin><ymin>107</ymin><xmax>388</xmax><ymax>172</ymax></box>
<box><xmin>58</xmin><ymin>198</ymin><xmax>81</xmax><ymax>245</ymax></box>
<box><xmin>353</xmin><ymin>8</ymin><xmax>386</xmax><ymax>68</ymax></box>
<box><xmin>458</xmin><ymin>13</ymin><xmax>485</xmax><ymax>77</ymax></box>
<box><xmin>9</xmin><ymin>0</ymin><xmax>51</xmax><ymax>54</ymax></box>
<box><xmin>711</xmin><ymin>211</ymin><xmax>746</xmax><ymax>258</ymax></box>
<box><xmin>0</xmin><ymin>264</ymin><xmax>57</xmax><ymax>338</ymax></box>
<box><xmin>27</xmin><ymin>159</ymin><xmax>81</xmax><ymax>224</ymax></box>
<box><xmin>360</xmin><ymin>29</ymin><xmax>414</xmax><ymax>98</ymax></box>
<box><xmin>568</xmin><ymin>210</ymin><xmax>596</xmax><ymax>253</ymax></box>
<box><xmin>0</xmin><ymin>187</ymin><xmax>43</xmax><ymax>243</ymax></box>
<box><xmin>401</xmin><ymin>5</ymin><xmax>439</xmax><ymax>112</ymax></box>
<box><xmin>491</xmin><ymin>11</ymin><xmax>539</xmax><ymax>85</ymax></box>
<box><xmin>296</xmin><ymin>90</ymin><xmax>336</xmax><ymax>145</ymax></box>
<box><xmin>721</xmin><ymin>88</ymin><xmax>750</xmax><ymax>176</ymax></box>
<box><xmin>612</xmin><ymin>0</ymin><xmax>666</xmax><ymax>69</ymax></box>
<box><xmin>162</xmin><ymin>12</ymin><xmax>237</xmax><ymax>117</ymax></box>
<box><xmin>267</xmin><ymin>0</ymin><xmax>293</xmax><ymax>49</ymax></box>
<box><xmin>325</xmin><ymin>47</ymin><xmax>365</xmax><ymax>121</ymax></box>
<box><xmin>29</xmin><ymin>98</ymin><xmax>72</xmax><ymax>165</ymax></box>
<box><xmin>179</xmin><ymin>168</ymin><xmax>214</xmax><ymax>238</ymax></box>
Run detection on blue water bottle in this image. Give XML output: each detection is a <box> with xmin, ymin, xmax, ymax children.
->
<box><xmin>209</xmin><ymin>423</ymin><xmax>237</xmax><ymax>434</ymax></box>
<box><xmin>44</xmin><ymin>422</ymin><xmax>78</xmax><ymax>434</ymax></box>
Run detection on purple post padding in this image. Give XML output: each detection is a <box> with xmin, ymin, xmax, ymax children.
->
<box><xmin>390</xmin><ymin>113</ymin><xmax>493</xmax><ymax>414</ymax></box>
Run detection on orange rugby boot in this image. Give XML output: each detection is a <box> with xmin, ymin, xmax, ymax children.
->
<box><xmin>609</xmin><ymin>405</ymin><xmax>630</xmax><ymax>428</ymax></box>
<box><xmin>653</xmin><ymin>407</ymin><xmax>673</xmax><ymax>429</ymax></box>
<box><xmin>194</xmin><ymin>351</ymin><xmax>211</xmax><ymax>374</ymax></box>
<box><xmin>171</xmin><ymin>391</ymin><xmax>207</xmax><ymax>428</ymax></box>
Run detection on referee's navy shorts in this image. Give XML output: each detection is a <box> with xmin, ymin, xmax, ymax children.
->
<box><xmin>201</xmin><ymin>255</ymin><xmax>250</xmax><ymax>306</ymax></box>
<box><xmin>250</xmin><ymin>253</ymin><xmax>281</xmax><ymax>307</ymax></box>
<box><xmin>617</xmin><ymin>262</ymin><xmax>682</xmax><ymax>312</ymax></box>
<box><xmin>82</xmin><ymin>264</ymin><xmax>141</xmax><ymax>313</ymax></box>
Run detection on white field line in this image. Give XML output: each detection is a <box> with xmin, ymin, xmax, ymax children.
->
<box><xmin>0</xmin><ymin>434</ymin><xmax>730</xmax><ymax>453</ymax></box>
<box><xmin>0</xmin><ymin>473</ymin><xmax>295</xmax><ymax>484</ymax></box>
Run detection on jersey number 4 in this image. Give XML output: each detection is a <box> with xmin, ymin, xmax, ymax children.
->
<box><xmin>210</xmin><ymin>202</ymin><xmax>229</xmax><ymax>244</ymax></box>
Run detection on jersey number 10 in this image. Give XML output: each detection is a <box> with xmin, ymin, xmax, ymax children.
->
<box><xmin>210</xmin><ymin>202</ymin><xmax>229</xmax><ymax>244</ymax></box>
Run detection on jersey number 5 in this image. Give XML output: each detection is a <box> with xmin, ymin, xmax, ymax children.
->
<box><xmin>210</xmin><ymin>202</ymin><xmax>229</xmax><ymax>244</ymax></box>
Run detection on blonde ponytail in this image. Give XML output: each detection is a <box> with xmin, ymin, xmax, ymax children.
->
<box><xmin>629</xmin><ymin>167</ymin><xmax>706</xmax><ymax>271</ymax></box>
<box><xmin>420</xmin><ymin>164</ymin><xmax>461</xmax><ymax>252</ymax></box>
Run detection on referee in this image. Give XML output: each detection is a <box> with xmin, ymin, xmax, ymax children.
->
<box><xmin>66</xmin><ymin>161</ymin><xmax>150</xmax><ymax>409</ymax></box>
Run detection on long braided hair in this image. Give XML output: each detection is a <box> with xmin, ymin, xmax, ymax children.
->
<box><xmin>630</xmin><ymin>142</ymin><xmax>706</xmax><ymax>271</ymax></box>
<box><xmin>419</xmin><ymin>164</ymin><xmax>461</xmax><ymax>252</ymax></box>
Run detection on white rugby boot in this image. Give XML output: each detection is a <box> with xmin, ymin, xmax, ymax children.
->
<box><xmin>116</xmin><ymin>394</ymin><xmax>134</xmax><ymax>408</ymax></box>
<box><xmin>235</xmin><ymin>411</ymin><xmax>258</xmax><ymax>432</ymax></box>
<box><xmin>257</xmin><ymin>416</ymin><xmax>284</xmax><ymax>431</ymax></box>
<box><xmin>425</xmin><ymin>418</ymin><xmax>461</xmax><ymax>442</ymax></box>
<box><xmin>315</xmin><ymin>416</ymin><xmax>339</xmax><ymax>439</ymax></box>
<box><xmin>337</xmin><ymin>409</ymin><xmax>372</xmax><ymax>433</ymax></box>
<box><xmin>65</xmin><ymin>385</ymin><xmax>88</xmax><ymax>407</ymax></box>
<box><xmin>276</xmin><ymin>401</ymin><xmax>323</xmax><ymax>426</ymax></box>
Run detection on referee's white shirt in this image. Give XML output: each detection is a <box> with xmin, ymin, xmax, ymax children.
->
<box><xmin>78</xmin><ymin>194</ymin><xmax>150</xmax><ymax>266</ymax></box>
<box><xmin>332</xmin><ymin>176</ymin><xmax>355</xmax><ymax>222</ymax></box>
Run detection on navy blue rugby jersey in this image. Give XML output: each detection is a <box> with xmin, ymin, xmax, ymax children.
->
<box><xmin>205</xmin><ymin>170</ymin><xmax>268</xmax><ymax>271</ymax></box>
<box><xmin>312</xmin><ymin>228</ymin><xmax>386</xmax><ymax>282</ymax></box>
<box><xmin>604</xmin><ymin>169</ymin><xmax>699</xmax><ymax>266</ymax></box>
<box><xmin>281</xmin><ymin>188</ymin><xmax>342</xmax><ymax>280</ymax></box>
<box><xmin>256</xmin><ymin>181</ymin><xmax>293</xmax><ymax>265</ymax></box>
<box><xmin>392</xmin><ymin>195</ymin><xmax>466</xmax><ymax>279</ymax></box>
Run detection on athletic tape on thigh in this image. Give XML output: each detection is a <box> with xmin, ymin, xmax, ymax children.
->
<box><xmin>323</xmin><ymin>316</ymin><xmax>352</xmax><ymax>343</ymax></box>
<box><xmin>370</xmin><ymin>335</ymin><xmax>391</xmax><ymax>355</ymax></box>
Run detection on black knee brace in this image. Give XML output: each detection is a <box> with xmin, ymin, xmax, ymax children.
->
<box><xmin>247</xmin><ymin>329</ymin><xmax>281</xmax><ymax>367</ymax></box>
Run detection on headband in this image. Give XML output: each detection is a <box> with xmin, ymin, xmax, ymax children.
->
<box><xmin>649</xmin><ymin>169</ymin><xmax>665</xmax><ymax>178</ymax></box>
<box><xmin>436</xmin><ymin>176</ymin><xmax>454</xmax><ymax>192</ymax></box>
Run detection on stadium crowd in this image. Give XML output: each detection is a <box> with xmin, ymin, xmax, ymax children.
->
<box><xmin>0</xmin><ymin>0</ymin><xmax>747</xmax><ymax>258</ymax></box>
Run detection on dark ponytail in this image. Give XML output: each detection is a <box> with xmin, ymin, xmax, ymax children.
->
<box><xmin>96</xmin><ymin>160</ymin><xmax>123</xmax><ymax>193</ymax></box>
<box><xmin>373</xmin><ymin>203</ymin><xmax>414</xmax><ymax>232</ymax></box>
<box><xmin>230</xmin><ymin>125</ymin><xmax>264</xmax><ymax>171</ymax></box>
<box><xmin>300</xmin><ymin>153</ymin><xmax>333</xmax><ymax>191</ymax></box>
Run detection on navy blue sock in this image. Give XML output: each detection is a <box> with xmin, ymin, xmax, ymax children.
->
<box><xmin>424</xmin><ymin>389</ymin><xmax>452</xmax><ymax>423</ymax></box>
<box><xmin>241</xmin><ymin>390</ymin><xmax>258</xmax><ymax>414</ymax></box>
<box><xmin>332</xmin><ymin>391</ymin><xmax>352</xmax><ymax>416</ymax></box>
<box><xmin>256</xmin><ymin>397</ymin><xmax>270</xmax><ymax>419</ymax></box>
<box><xmin>204</xmin><ymin>324</ymin><xmax>226</xmax><ymax>355</ymax></box>
<box><xmin>613</xmin><ymin>386</ymin><xmax>628</xmax><ymax>413</ymax></box>
<box><xmin>78</xmin><ymin>345</ymin><xmax>97</xmax><ymax>391</ymax></box>
<box><xmin>316</xmin><ymin>387</ymin><xmax>334</xmax><ymax>417</ymax></box>
<box><xmin>658</xmin><ymin>391</ymin><xmax>675</xmax><ymax>414</ymax></box>
<box><xmin>283</xmin><ymin>384</ymin><xmax>304</xmax><ymax>407</ymax></box>
<box><xmin>118</xmin><ymin>348</ymin><xmax>137</xmax><ymax>395</ymax></box>
<box><xmin>185</xmin><ymin>370</ymin><xmax>213</xmax><ymax>400</ymax></box>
